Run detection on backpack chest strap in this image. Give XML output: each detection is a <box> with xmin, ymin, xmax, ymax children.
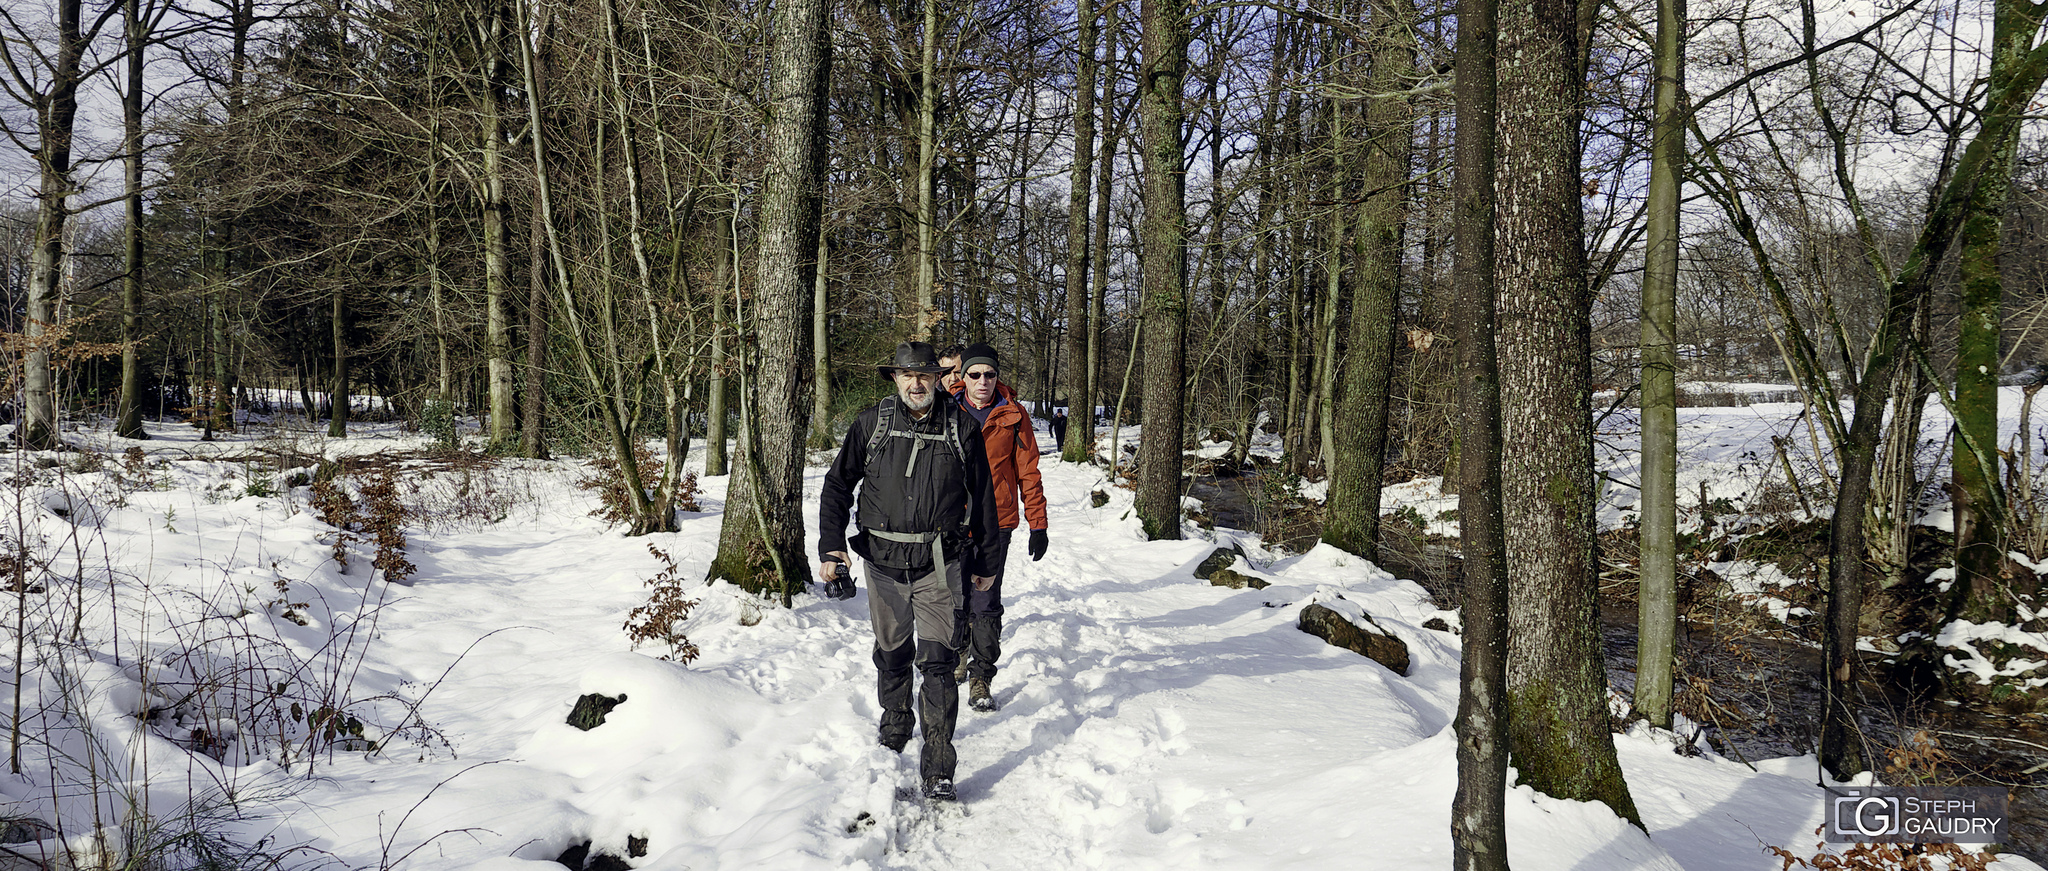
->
<box><xmin>891</xmin><ymin>429</ymin><xmax>954</xmax><ymax>477</ymax></box>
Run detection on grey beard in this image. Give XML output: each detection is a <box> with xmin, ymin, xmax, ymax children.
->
<box><xmin>900</xmin><ymin>388</ymin><xmax>935</xmax><ymax>413</ymax></box>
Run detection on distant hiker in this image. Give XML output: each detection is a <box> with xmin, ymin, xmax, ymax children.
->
<box><xmin>1050</xmin><ymin>408</ymin><xmax>1069</xmax><ymax>452</ymax></box>
<box><xmin>936</xmin><ymin>344</ymin><xmax>966</xmax><ymax>395</ymax></box>
<box><xmin>816</xmin><ymin>341</ymin><xmax>999</xmax><ymax>803</ymax></box>
<box><xmin>946</xmin><ymin>342</ymin><xmax>1050</xmax><ymax>713</ymax></box>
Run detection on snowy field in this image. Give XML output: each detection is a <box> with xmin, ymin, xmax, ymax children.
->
<box><xmin>0</xmin><ymin>394</ymin><xmax>2036</xmax><ymax>870</ymax></box>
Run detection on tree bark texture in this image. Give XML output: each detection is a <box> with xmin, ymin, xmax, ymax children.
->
<box><xmin>21</xmin><ymin>0</ymin><xmax>89</xmax><ymax>452</ymax></box>
<box><xmin>1634</xmin><ymin>0</ymin><xmax>1686</xmax><ymax>730</ymax></box>
<box><xmin>1496</xmin><ymin>0</ymin><xmax>1640</xmax><ymax>825</ymax></box>
<box><xmin>1323</xmin><ymin>0</ymin><xmax>1412</xmax><ymax>561</ymax></box>
<box><xmin>115</xmin><ymin>0</ymin><xmax>148</xmax><ymax>441</ymax></box>
<box><xmin>1952</xmin><ymin>5</ymin><xmax>2023</xmax><ymax>623</ymax></box>
<box><xmin>1060</xmin><ymin>0</ymin><xmax>1098</xmax><ymax>463</ymax></box>
<box><xmin>709</xmin><ymin>0</ymin><xmax>829</xmax><ymax>596</ymax></box>
<box><xmin>1134</xmin><ymin>0</ymin><xmax>1189</xmax><ymax>542</ymax></box>
<box><xmin>483</xmin><ymin>0</ymin><xmax>517</xmax><ymax>451</ymax></box>
<box><xmin>1449</xmin><ymin>0</ymin><xmax>1508</xmax><ymax>861</ymax></box>
<box><xmin>707</xmin><ymin>208</ymin><xmax>733</xmax><ymax>477</ymax></box>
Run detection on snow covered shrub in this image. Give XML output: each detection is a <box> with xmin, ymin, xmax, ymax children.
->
<box><xmin>622</xmin><ymin>545</ymin><xmax>699</xmax><ymax>663</ymax></box>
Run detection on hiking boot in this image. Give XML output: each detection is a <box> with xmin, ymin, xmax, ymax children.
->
<box><xmin>968</xmin><ymin>677</ymin><xmax>995</xmax><ymax>712</ymax></box>
<box><xmin>953</xmin><ymin>655</ymin><xmax>969</xmax><ymax>683</ymax></box>
<box><xmin>921</xmin><ymin>777</ymin><xmax>957</xmax><ymax>802</ymax></box>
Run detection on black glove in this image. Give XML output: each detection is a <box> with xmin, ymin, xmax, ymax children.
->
<box><xmin>824</xmin><ymin>563</ymin><xmax>856</xmax><ymax>600</ymax></box>
<box><xmin>1028</xmin><ymin>529</ymin><xmax>1048</xmax><ymax>561</ymax></box>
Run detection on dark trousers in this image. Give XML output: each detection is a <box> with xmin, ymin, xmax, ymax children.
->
<box><xmin>953</xmin><ymin>528</ymin><xmax>1012</xmax><ymax>682</ymax></box>
<box><xmin>867</xmin><ymin>558</ymin><xmax>961</xmax><ymax>781</ymax></box>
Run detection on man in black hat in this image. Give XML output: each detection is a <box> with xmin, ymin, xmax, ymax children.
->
<box><xmin>816</xmin><ymin>341</ymin><xmax>999</xmax><ymax>803</ymax></box>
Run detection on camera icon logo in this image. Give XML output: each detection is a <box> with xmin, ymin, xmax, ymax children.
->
<box><xmin>1831</xmin><ymin>795</ymin><xmax>1903</xmax><ymax>837</ymax></box>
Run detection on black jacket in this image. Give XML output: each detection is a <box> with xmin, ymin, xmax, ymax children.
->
<box><xmin>818</xmin><ymin>393</ymin><xmax>1000</xmax><ymax>578</ymax></box>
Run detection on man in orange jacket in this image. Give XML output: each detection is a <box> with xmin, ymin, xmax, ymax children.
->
<box><xmin>947</xmin><ymin>342</ymin><xmax>1049</xmax><ymax>711</ymax></box>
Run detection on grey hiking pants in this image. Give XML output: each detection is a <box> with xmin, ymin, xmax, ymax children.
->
<box><xmin>953</xmin><ymin>528</ymin><xmax>1013</xmax><ymax>682</ymax></box>
<box><xmin>866</xmin><ymin>557</ymin><xmax>962</xmax><ymax>782</ymax></box>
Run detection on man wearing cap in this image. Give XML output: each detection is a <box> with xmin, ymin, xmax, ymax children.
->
<box><xmin>947</xmin><ymin>342</ymin><xmax>1050</xmax><ymax>712</ymax></box>
<box><xmin>817</xmin><ymin>341</ymin><xmax>999</xmax><ymax>803</ymax></box>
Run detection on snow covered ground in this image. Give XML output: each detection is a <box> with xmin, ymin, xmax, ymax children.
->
<box><xmin>0</xmin><ymin>399</ymin><xmax>2035</xmax><ymax>870</ymax></box>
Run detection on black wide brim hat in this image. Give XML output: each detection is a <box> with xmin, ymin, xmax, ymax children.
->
<box><xmin>877</xmin><ymin>341</ymin><xmax>950</xmax><ymax>377</ymax></box>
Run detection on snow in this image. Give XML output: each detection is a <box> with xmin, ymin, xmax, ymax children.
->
<box><xmin>0</xmin><ymin>407</ymin><xmax>2036</xmax><ymax>870</ymax></box>
<box><xmin>1936</xmin><ymin>620</ymin><xmax>2048</xmax><ymax>689</ymax></box>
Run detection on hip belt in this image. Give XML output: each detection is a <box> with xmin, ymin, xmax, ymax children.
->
<box><xmin>863</xmin><ymin>527</ymin><xmax>947</xmax><ymax>576</ymax></box>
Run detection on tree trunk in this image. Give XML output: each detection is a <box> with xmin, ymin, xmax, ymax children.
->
<box><xmin>21</xmin><ymin>0</ymin><xmax>90</xmax><ymax>452</ymax></box>
<box><xmin>522</xmin><ymin>196</ymin><xmax>549</xmax><ymax>459</ymax></box>
<box><xmin>1133</xmin><ymin>0</ymin><xmax>1188</xmax><ymax>542</ymax></box>
<box><xmin>707</xmin><ymin>208</ymin><xmax>733</xmax><ymax>476</ymax></box>
<box><xmin>813</xmin><ymin>228</ymin><xmax>834</xmax><ymax>445</ymax></box>
<box><xmin>1087</xmin><ymin>9</ymin><xmax>1122</xmax><ymax>461</ymax></box>
<box><xmin>1953</xmin><ymin>70</ymin><xmax>2018</xmax><ymax>625</ymax></box>
<box><xmin>1324</xmin><ymin>9</ymin><xmax>1411</xmax><ymax>560</ymax></box>
<box><xmin>1060</xmin><ymin>0</ymin><xmax>1097</xmax><ymax>463</ymax></box>
<box><xmin>708</xmin><ymin>0</ymin><xmax>829</xmax><ymax>598</ymax></box>
<box><xmin>1634</xmin><ymin>0</ymin><xmax>1686</xmax><ymax>730</ymax></box>
<box><xmin>483</xmin><ymin>0</ymin><xmax>517</xmax><ymax>451</ymax></box>
<box><xmin>1449</xmin><ymin>0</ymin><xmax>1508</xmax><ymax>857</ymax></box>
<box><xmin>912</xmin><ymin>0</ymin><xmax>939</xmax><ymax>341</ymax></box>
<box><xmin>329</xmin><ymin>286</ymin><xmax>349</xmax><ymax>438</ymax></box>
<box><xmin>1497</xmin><ymin>0</ymin><xmax>1640</xmax><ymax>824</ymax></box>
<box><xmin>115</xmin><ymin>0</ymin><xmax>148</xmax><ymax>441</ymax></box>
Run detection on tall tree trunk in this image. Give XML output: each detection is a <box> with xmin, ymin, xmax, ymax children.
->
<box><xmin>1086</xmin><ymin>9</ymin><xmax>1122</xmax><ymax>460</ymax></box>
<box><xmin>912</xmin><ymin>0</ymin><xmax>940</xmax><ymax>341</ymax></box>
<box><xmin>1133</xmin><ymin>0</ymin><xmax>1188</xmax><ymax>542</ymax></box>
<box><xmin>813</xmin><ymin>228</ymin><xmax>833</xmax><ymax>445</ymax></box>
<box><xmin>522</xmin><ymin>197</ymin><xmax>549</xmax><ymax>459</ymax></box>
<box><xmin>707</xmin><ymin>207</ymin><xmax>732</xmax><ymax>476</ymax></box>
<box><xmin>1953</xmin><ymin>62</ymin><xmax>2018</xmax><ymax>625</ymax></box>
<box><xmin>708</xmin><ymin>0</ymin><xmax>829</xmax><ymax>597</ymax></box>
<box><xmin>1497</xmin><ymin>0</ymin><xmax>1640</xmax><ymax>824</ymax></box>
<box><xmin>1634</xmin><ymin>0</ymin><xmax>1686</xmax><ymax>730</ymax></box>
<box><xmin>1059</xmin><ymin>0</ymin><xmax>1097</xmax><ymax>463</ymax></box>
<box><xmin>329</xmin><ymin>286</ymin><xmax>349</xmax><ymax>438</ymax></box>
<box><xmin>115</xmin><ymin>0</ymin><xmax>148</xmax><ymax>441</ymax></box>
<box><xmin>1323</xmin><ymin>0</ymin><xmax>1412</xmax><ymax>561</ymax></box>
<box><xmin>22</xmin><ymin>0</ymin><xmax>91</xmax><ymax>452</ymax></box>
<box><xmin>483</xmin><ymin>0</ymin><xmax>517</xmax><ymax>451</ymax></box>
<box><xmin>1448</xmin><ymin>0</ymin><xmax>1508</xmax><ymax>858</ymax></box>
<box><xmin>1312</xmin><ymin>103</ymin><xmax>1344</xmax><ymax>478</ymax></box>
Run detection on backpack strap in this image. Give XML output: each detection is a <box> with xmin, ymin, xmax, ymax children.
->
<box><xmin>866</xmin><ymin>395</ymin><xmax>959</xmax><ymax>479</ymax></box>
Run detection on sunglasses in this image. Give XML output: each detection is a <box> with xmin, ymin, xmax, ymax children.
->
<box><xmin>964</xmin><ymin>371</ymin><xmax>997</xmax><ymax>381</ymax></box>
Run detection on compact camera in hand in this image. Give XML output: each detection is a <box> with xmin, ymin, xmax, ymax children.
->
<box><xmin>824</xmin><ymin>563</ymin><xmax>856</xmax><ymax>600</ymax></box>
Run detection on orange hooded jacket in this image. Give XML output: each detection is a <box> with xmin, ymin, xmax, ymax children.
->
<box><xmin>952</xmin><ymin>380</ymin><xmax>1050</xmax><ymax>531</ymax></box>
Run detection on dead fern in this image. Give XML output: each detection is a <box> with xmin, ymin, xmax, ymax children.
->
<box><xmin>623</xmin><ymin>544</ymin><xmax>700</xmax><ymax>663</ymax></box>
<box><xmin>1766</xmin><ymin>827</ymin><xmax>1996</xmax><ymax>871</ymax></box>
